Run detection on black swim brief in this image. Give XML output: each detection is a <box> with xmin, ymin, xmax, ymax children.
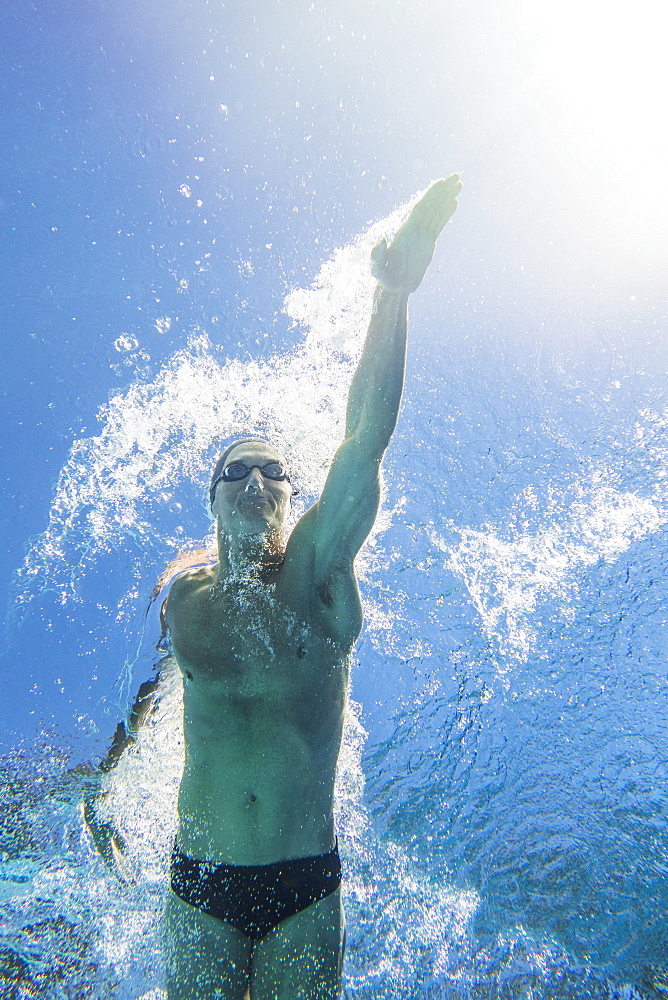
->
<box><xmin>170</xmin><ymin>842</ymin><xmax>342</xmax><ymax>940</ymax></box>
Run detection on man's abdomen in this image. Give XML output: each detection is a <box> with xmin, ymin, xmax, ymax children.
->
<box><xmin>176</xmin><ymin>695</ymin><xmax>344</xmax><ymax>865</ymax></box>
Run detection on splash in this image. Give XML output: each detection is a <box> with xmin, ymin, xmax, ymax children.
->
<box><xmin>430</xmin><ymin>481</ymin><xmax>665</xmax><ymax>660</ymax></box>
<box><xmin>13</xmin><ymin>203</ymin><xmax>413</xmax><ymax>613</ymax></box>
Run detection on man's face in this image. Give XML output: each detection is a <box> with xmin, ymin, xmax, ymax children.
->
<box><xmin>210</xmin><ymin>441</ymin><xmax>292</xmax><ymax>536</ymax></box>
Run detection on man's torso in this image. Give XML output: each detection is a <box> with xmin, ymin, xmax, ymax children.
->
<box><xmin>166</xmin><ymin>529</ymin><xmax>362</xmax><ymax>865</ymax></box>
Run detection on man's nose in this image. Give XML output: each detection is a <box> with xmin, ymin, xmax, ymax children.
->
<box><xmin>245</xmin><ymin>468</ymin><xmax>264</xmax><ymax>489</ymax></box>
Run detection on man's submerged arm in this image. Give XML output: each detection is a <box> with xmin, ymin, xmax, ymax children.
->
<box><xmin>81</xmin><ymin>668</ymin><xmax>163</xmax><ymax>881</ymax></box>
<box><xmin>306</xmin><ymin>176</ymin><xmax>462</xmax><ymax>566</ymax></box>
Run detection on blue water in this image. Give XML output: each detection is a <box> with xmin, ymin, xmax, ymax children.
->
<box><xmin>2</xmin><ymin>0</ymin><xmax>668</xmax><ymax>997</ymax></box>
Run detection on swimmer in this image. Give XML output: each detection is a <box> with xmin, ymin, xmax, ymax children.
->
<box><xmin>89</xmin><ymin>176</ymin><xmax>461</xmax><ymax>998</ymax></box>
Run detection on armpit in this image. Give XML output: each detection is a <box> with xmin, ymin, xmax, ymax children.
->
<box><xmin>315</xmin><ymin>557</ymin><xmax>355</xmax><ymax>609</ymax></box>
<box><xmin>316</xmin><ymin>577</ymin><xmax>334</xmax><ymax>608</ymax></box>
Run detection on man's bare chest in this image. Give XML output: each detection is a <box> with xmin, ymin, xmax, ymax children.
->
<box><xmin>169</xmin><ymin>579</ymin><xmax>345</xmax><ymax>697</ymax></box>
<box><xmin>181</xmin><ymin>590</ymin><xmax>302</xmax><ymax>663</ymax></box>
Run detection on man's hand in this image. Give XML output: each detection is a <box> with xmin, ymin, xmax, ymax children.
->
<box><xmin>371</xmin><ymin>174</ymin><xmax>461</xmax><ymax>294</ymax></box>
<box><xmin>81</xmin><ymin>793</ymin><xmax>136</xmax><ymax>884</ymax></box>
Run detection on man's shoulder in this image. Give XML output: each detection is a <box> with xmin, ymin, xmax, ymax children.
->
<box><xmin>166</xmin><ymin>565</ymin><xmax>215</xmax><ymax>612</ymax></box>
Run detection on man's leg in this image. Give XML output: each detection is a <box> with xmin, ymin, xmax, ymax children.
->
<box><xmin>249</xmin><ymin>888</ymin><xmax>345</xmax><ymax>1000</ymax></box>
<box><xmin>164</xmin><ymin>891</ymin><xmax>253</xmax><ymax>1000</ymax></box>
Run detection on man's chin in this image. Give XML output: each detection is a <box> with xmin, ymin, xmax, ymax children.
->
<box><xmin>233</xmin><ymin>510</ymin><xmax>275</xmax><ymax>534</ymax></box>
<box><xmin>220</xmin><ymin>503</ymin><xmax>283</xmax><ymax>536</ymax></box>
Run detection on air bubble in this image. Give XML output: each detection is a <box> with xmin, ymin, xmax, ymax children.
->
<box><xmin>114</xmin><ymin>334</ymin><xmax>139</xmax><ymax>353</ymax></box>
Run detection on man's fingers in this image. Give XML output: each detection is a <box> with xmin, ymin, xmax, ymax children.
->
<box><xmin>431</xmin><ymin>174</ymin><xmax>461</xmax><ymax>200</ymax></box>
<box><xmin>429</xmin><ymin>198</ymin><xmax>459</xmax><ymax>236</ymax></box>
<box><xmin>408</xmin><ymin>175</ymin><xmax>461</xmax><ymax>228</ymax></box>
<box><xmin>423</xmin><ymin>181</ymin><xmax>462</xmax><ymax>234</ymax></box>
<box><xmin>389</xmin><ymin>176</ymin><xmax>461</xmax><ymax>250</ymax></box>
<box><xmin>111</xmin><ymin>836</ymin><xmax>136</xmax><ymax>885</ymax></box>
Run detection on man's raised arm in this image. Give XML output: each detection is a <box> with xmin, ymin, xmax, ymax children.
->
<box><xmin>346</xmin><ymin>175</ymin><xmax>461</xmax><ymax>457</ymax></box>
<box><xmin>302</xmin><ymin>176</ymin><xmax>462</xmax><ymax>566</ymax></box>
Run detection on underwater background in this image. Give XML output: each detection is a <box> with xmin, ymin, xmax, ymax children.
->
<box><xmin>1</xmin><ymin>0</ymin><xmax>668</xmax><ymax>996</ymax></box>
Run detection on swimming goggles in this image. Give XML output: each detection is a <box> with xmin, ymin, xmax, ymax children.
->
<box><xmin>212</xmin><ymin>461</ymin><xmax>291</xmax><ymax>491</ymax></box>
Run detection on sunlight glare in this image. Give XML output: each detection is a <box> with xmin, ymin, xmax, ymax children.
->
<box><xmin>519</xmin><ymin>0</ymin><xmax>668</xmax><ymax>256</ymax></box>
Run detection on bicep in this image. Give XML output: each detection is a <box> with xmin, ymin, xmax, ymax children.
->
<box><xmin>296</xmin><ymin>436</ymin><xmax>382</xmax><ymax>573</ymax></box>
